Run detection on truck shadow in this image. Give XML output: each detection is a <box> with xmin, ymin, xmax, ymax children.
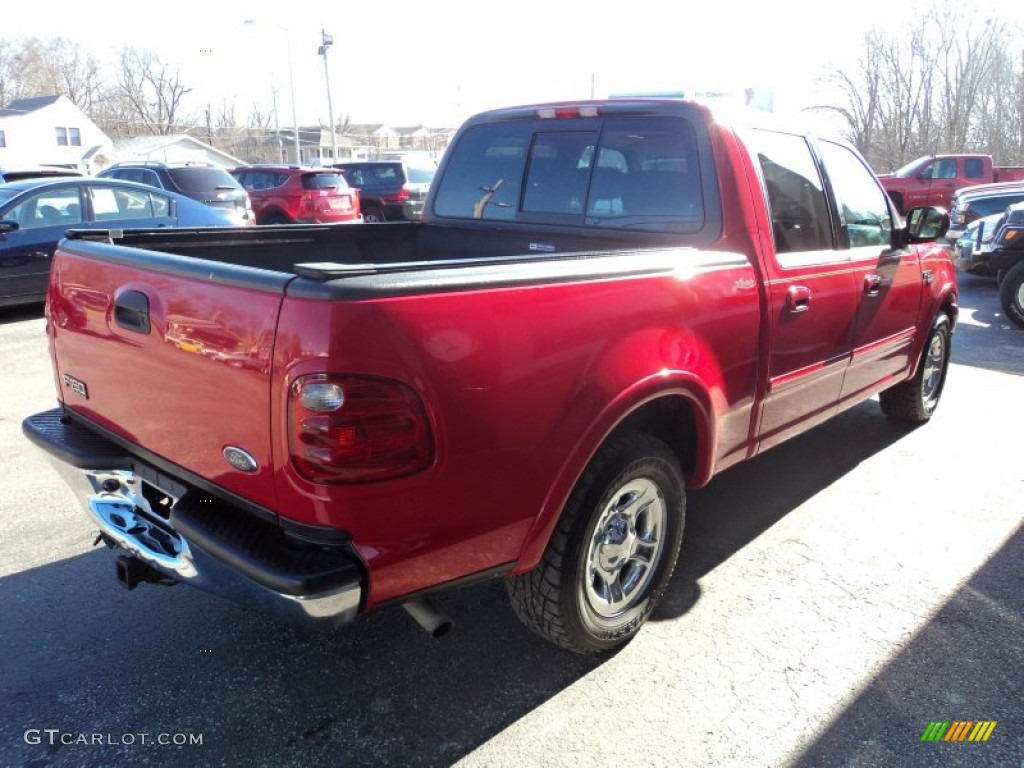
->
<box><xmin>655</xmin><ymin>399</ymin><xmax>914</xmax><ymax>619</ymax></box>
<box><xmin>0</xmin><ymin>302</ymin><xmax>45</xmax><ymax>324</ymax></box>
<box><xmin>0</xmin><ymin>400</ymin><xmax>916</xmax><ymax>768</ymax></box>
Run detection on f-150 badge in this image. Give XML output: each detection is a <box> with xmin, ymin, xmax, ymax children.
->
<box><xmin>62</xmin><ymin>373</ymin><xmax>88</xmax><ymax>399</ymax></box>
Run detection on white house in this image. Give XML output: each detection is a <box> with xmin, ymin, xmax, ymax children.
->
<box><xmin>0</xmin><ymin>94</ymin><xmax>114</xmax><ymax>172</ymax></box>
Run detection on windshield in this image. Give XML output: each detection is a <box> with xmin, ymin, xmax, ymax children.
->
<box><xmin>893</xmin><ymin>156</ymin><xmax>931</xmax><ymax>178</ymax></box>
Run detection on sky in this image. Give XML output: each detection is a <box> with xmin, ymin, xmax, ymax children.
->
<box><xmin>4</xmin><ymin>0</ymin><xmax>1022</xmax><ymax>133</ymax></box>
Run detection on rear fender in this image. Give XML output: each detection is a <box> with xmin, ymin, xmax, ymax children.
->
<box><xmin>512</xmin><ymin>371</ymin><xmax>715</xmax><ymax>574</ymax></box>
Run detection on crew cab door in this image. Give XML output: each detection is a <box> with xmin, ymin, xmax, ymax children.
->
<box><xmin>905</xmin><ymin>157</ymin><xmax>965</xmax><ymax>210</ymax></box>
<box><xmin>750</xmin><ymin>129</ymin><xmax>860</xmax><ymax>452</ymax></box>
<box><xmin>816</xmin><ymin>140</ymin><xmax>923</xmax><ymax>404</ymax></box>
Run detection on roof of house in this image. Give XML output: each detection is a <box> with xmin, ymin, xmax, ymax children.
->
<box><xmin>0</xmin><ymin>94</ymin><xmax>65</xmax><ymax>118</ymax></box>
<box><xmin>112</xmin><ymin>134</ymin><xmax>243</xmax><ymax>165</ymax></box>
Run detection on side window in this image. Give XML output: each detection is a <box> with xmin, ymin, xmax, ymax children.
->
<box><xmin>818</xmin><ymin>140</ymin><xmax>893</xmax><ymax>249</ymax></box>
<box><xmin>151</xmin><ymin>193</ymin><xmax>171</xmax><ymax>217</ymax></box>
<box><xmin>933</xmin><ymin>158</ymin><xmax>957</xmax><ymax>179</ymax></box>
<box><xmin>752</xmin><ymin>129</ymin><xmax>832</xmax><ymax>257</ymax></box>
<box><xmin>964</xmin><ymin>157</ymin><xmax>985</xmax><ymax>179</ymax></box>
<box><xmin>8</xmin><ymin>188</ymin><xmax>83</xmax><ymax>229</ymax></box>
<box><xmin>91</xmin><ymin>186</ymin><xmax>153</xmax><ymax>220</ymax></box>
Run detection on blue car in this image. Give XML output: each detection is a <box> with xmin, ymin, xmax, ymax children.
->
<box><xmin>0</xmin><ymin>177</ymin><xmax>244</xmax><ymax>308</ymax></box>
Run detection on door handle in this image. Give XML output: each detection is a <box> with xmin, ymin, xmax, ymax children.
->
<box><xmin>785</xmin><ymin>285</ymin><xmax>811</xmax><ymax>313</ymax></box>
<box><xmin>863</xmin><ymin>274</ymin><xmax>882</xmax><ymax>296</ymax></box>
<box><xmin>114</xmin><ymin>290</ymin><xmax>151</xmax><ymax>335</ymax></box>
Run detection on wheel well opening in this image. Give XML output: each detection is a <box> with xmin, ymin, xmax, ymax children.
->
<box><xmin>611</xmin><ymin>396</ymin><xmax>698</xmax><ymax>478</ymax></box>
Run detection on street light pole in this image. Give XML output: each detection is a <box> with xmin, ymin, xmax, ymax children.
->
<box><xmin>319</xmin><ymin>29</ymin><xmax>338</xmax><ymax>163</ymax></box>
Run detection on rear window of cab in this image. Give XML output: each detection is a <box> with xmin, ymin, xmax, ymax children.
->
<box><xmin>432</xmin><ymin>116</ymin><xmax>706</xmax><ymax>233</ymax></box>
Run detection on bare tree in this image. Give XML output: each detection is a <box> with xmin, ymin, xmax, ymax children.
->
<box><xmin>0</xmin><ymin>37</ymin><xmax>104</xmax><ymax>112</ymax></box>
<box><xmin>114</xmin><ymin>47</ymin><xmax>193</xmax><ymax>135</ymax></box>
<box><xmin>814</xmin><ymin>0</ymin><xmax>1024</xmax><ymax>170</ymax></box>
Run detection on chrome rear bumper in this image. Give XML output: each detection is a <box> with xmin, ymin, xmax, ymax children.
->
<box><xmin>23</xmin><ymin>408</ymin><xmax>363</xmax><ymax>629</ymax></box>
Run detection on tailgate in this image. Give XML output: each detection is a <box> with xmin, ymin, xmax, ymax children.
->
<box><xmin>47</xmin><ymin>239</ymin><xmax>291</xmax><ymax>511</ymax></box>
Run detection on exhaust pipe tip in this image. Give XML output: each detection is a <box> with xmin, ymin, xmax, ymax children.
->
<box><xmin>403</xmin><ymin>598</ymin><xmax>454</xmax><ymax>639</ymax></box>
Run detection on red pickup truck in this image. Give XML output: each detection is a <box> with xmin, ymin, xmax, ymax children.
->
<box><xmin>24</xmin><ymin>100</ymin><xmax>957</xmax><ymax>654</ymax></box>
<box><xmin>878</xmin><ymin>153</ymin><xmax>1024</xmax><ymax>214</ymax></box>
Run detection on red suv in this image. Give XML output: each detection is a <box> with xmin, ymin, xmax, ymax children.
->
<box><xmin>228</xmin><ymin>165</ymin><xmax>360</xmax><ymax>224</ymax></box>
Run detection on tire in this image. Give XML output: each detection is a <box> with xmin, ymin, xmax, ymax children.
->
<box><xmin>879</xmin><ymin>313</ymin><xmax>952</xmax><ymax>423</ymax></box>
<box><xmin>999</xmin><ymin>260</ymin><xmax>1024</xmax><ymax>329</ymax></box>
<box><xmin>363</xmin><ymin>206</ymin><xmax>386</xmax><ymax>223</ymax></box>
<box><xmin>506</xmin><ymin>432</ymin><xmax>685</xmax><ymax>654</ymax></box>
<box><xmin>261</xmin><ymin>212</ymin><xmax>290</xmax><ymax>225</ymax></box>
<box><xmin>995</xmin><ymin>268</ymin><xmax>1006</xmax><ymax>287</ymax></box>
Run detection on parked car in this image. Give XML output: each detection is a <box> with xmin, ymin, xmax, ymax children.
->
<box><xmin>946</xmin><ymin>181</ymin><xmax>1024</xmax><ymax>244</ymax></box>
<box><xmin>332</xmin><ymin>160</ymin><xmax>436</xmax><ymax>222</ymax></box>
<box><xmin>227</xmin><ymin>165</ymin><xmax>360</xmax><ymax>224</ymax></box>
<box><xmin>953</xmin><ymin>212</ymin><xmax>1005</xmax><ymax>275</ymax></box>
<box><xmin>97</xmin><ymin>161</ymin><xmax>253</xmax><ymax>225</ymax></box>
<box><xmin>0</xmin><ymin>177</ymin><xmax>242</xmax><ymax>308</ymax></box>
<box><xmin>0</xmin><ymin>166</ymin><xmax>83</xmax><ymax>183</ymax></box>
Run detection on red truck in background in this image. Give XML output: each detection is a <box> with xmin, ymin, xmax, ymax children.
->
<box><xmin>24</xmin><ymin>100</ymin><xmax>958</xmax><ymax>655</ymax></box>
<box><xmin>878</xmin><ymin>153</ymin><xmax>1024</xmax><ymax>214</ymax></box>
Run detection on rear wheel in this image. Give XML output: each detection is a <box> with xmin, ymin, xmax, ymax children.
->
<box><xmin>999</xmin><ymin>260</ymin><xmax>1024</xmax><ymax>329</ymax></box>
<box><xmin>261</xmin><ymin>212</ymin><xmax>290</xmax><ymax>225</ymax></box>
<box><xmin>879</xmin><ymin>313</ymin><xmax>951</xmax><ymax>423</ymax></box>
<box><xmin>506</xmin><ymin>432</ymin><xmax>685</xmax><ymax>654</ymax></box>
<box><xmin>363</xmin><ymin>206</ymin><xmax>386</xmax><ymax>223</ymax></box>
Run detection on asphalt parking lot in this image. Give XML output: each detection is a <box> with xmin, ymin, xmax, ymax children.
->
<box><xmin>0</xmin><ymin>272</ymin><xmax>1021</xmax><ymax>768</ymax></box>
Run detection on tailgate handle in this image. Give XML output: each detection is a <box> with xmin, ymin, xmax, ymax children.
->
<box><xmin>114</xmin><ymin>290</ymin><xmax>151</xmax><ymax>335</ymax></box>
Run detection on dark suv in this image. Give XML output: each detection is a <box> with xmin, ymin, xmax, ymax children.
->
<box><xmin>332</xmin><ymin>160</ymin><xmax>436</xmax><ymax>222</ymax></box>
<box><xmin>228</xmin><ymin>165</ymin><xmax>360</xmax><ymax>225</ymax></box>
<box><xmin>946</xmin><ymin>182</ymin><xmax>1024</xmax><ymax>244</ymax></box>
<box><xmin>97</xmin><ymin>161</ymin><xmax>253</xmax><ymax>225</ymax></box>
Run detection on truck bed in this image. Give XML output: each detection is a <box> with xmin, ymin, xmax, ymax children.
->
<box><xmin>66</xmin><ymin>220</ymin><xmax>697</xmax><ymax>276</ymax></box>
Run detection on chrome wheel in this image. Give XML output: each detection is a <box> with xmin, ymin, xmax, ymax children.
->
<box><xmin>582</xmin><ymin>477</ymin><xmax>666</xmax><ymax>623</ymax></box>
<box><xmin>920</xmin><ymin>329</ymin><xmax>947</xmax><ymax>409</ymax></box>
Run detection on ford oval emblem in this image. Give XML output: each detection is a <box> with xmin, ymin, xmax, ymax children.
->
<box><xmin>223</xmin><ymin>446</ymin><xmax>258</xmax><ymax>473</ymax></box>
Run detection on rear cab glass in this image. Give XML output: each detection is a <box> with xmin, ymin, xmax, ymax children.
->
<box><xmin>431</xmin><ymin>113</ymin><xmax>716</xmax><ymax>236</ymax></box>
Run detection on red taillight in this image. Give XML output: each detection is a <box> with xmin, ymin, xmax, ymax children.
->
<box><xmin>384</xmin><ymin>186</ymin><xmax>410</xmax><ymax>203</ymax></box>
<box><xmin>289</xmin><ymin>374</ymin><xmax>433</xmax><ymax>483</ymax></box>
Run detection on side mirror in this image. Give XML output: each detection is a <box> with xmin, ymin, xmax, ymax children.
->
<box><xmin>0</xmin><ymin>219</ymin><xmax>20</xmax><ymax>234</ymax></box>
<box><xmin>902</xmin><ymin>206</ymin><xmax>949</xmax><ymax>244</ymax></box>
